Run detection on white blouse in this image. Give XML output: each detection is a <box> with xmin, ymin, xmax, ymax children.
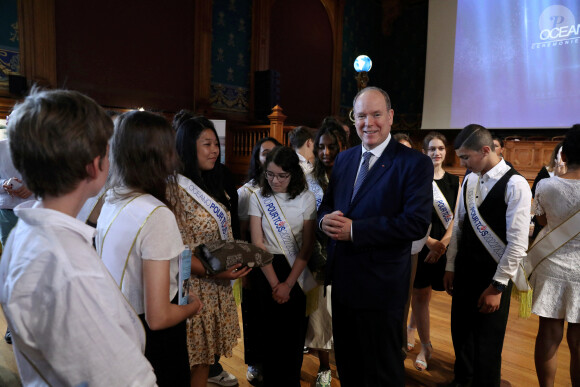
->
<box><xmin>248</xmin><ymin>189</ymin><xmax>317</xmax><ymax>255</ymax></box>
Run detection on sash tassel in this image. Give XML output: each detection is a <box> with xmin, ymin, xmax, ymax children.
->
<box><xmin>465</xmin><ymin>175</ymin><xmax>532</xmax><ymax>316</ymax></box>
<box><xmin>305</xmin><ymin>286</ymin><xmax>319</xmax><ymax>316</ymax></box>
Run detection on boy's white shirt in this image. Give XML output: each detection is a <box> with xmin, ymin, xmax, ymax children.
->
<box><xmin>0</xmin><ymin>200</ymin><xmax>156</xmax><ymax>386</ymax></box>
<box><xmin>446</xmin><ymin>159</ymin><xmax>532</xmax><ymax>285</ymax></box>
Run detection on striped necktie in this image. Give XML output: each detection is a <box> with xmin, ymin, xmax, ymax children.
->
<box><xmin>351</xmin><ymin>151</ymin><xmax>372</xmax><ymax>202</ymax></box>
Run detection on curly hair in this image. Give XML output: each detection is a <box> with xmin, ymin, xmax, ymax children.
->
<box><xmin>259</xmin><ymin>146</ymin><xmax>307</xmax><ymax>200</ymax></box>
<box><xmin>312</xmin><ymin>117</ymin><xmax>347</xmax><ymax>192</ymax></box>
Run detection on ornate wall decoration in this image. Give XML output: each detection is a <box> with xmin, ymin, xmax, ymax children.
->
<box><xmin>211</xmin><ymin>0</ymin><xmax>252</xmax><ymax>113</ymax></box>
<box><xmin>210</xmin><ymin>83</ymin><xmax>250</xmax><ymax>112</ymax></box>
<box><xmin>0</xmin><ymin>0</ymin><xmax>20</xmax><ymax>89</ymax></box>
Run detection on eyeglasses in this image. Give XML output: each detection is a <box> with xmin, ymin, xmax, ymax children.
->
<box><xmin>265</xmin><ymin>171</ymin><xmax>290</xmax><ymax>181</ymax></box>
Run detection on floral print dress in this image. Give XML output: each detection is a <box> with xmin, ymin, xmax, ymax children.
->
<box><xmin>177</xmin><ymin>186</ymin><xmax>240</xmax><ymax>366</ymax></box>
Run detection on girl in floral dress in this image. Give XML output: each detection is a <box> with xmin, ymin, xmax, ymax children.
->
<box><xmin>174</xmin><ymin>114</ymin><xmax>250</xmax><ymax>387</ymax></box>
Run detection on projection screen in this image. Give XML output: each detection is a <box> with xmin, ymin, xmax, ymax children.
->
<box><xmin>422</xmin><ymin>0</ymin><xmax>580</xmax><ymax>129</ymax></box>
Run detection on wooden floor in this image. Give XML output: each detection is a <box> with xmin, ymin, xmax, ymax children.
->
<box><xmin>0</xmin><ymin>291</ymin><xmax>574</xmax><ymax>386</ymax></box>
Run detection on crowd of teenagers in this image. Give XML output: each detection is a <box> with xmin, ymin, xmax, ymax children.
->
<box><xmin>0</xmin><ymin>87</ymin><xmax>578</xmax><ymax>387</ymax></box>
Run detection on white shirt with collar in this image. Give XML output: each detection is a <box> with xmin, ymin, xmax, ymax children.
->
<box><xmin>297</xmin><ymin>152</ymin><xmax>314</xmax><ymax>175</ymax></box>
<box><xmin>0</xmin><ymin>201</ymin><xmax>156</xmax><ymax>386</ymax></box>
<box><xmin>354</xmin><ymin>134</ymin><xmax>391</xmax><ymax>182</ymax></box>
<box><xmin>446</xmin><ymin>159</ymin><xmax>532</xmax><ymax>285</ymax></box>
<box><xmin>318</xmin><ymin>134</ymin><xmax>393</xmax><ymax>237</ymax></box>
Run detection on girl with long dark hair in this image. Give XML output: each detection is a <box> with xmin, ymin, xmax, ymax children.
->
<box><xmin>173</xmin><ymin>113</ymin><xmax>250</xmax><ymax>387</ymax></box>
<box><xmin>304</xmin><ymin>118</ymin><xmax>346</xmax><ymax>387</ymax></box>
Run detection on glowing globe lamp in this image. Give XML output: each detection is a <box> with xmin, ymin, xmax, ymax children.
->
<box><xmin>354</xmin><ymin>55</ymin><xmax>372</xmax><ymax>73</ymax></box>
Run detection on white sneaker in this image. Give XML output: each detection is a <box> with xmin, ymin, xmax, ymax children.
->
<box><xmin>316</xmin><ymin>369</ymin><xmax>332</xmax><ymax>387</ymax></box>
<box><xmin>208</xmin><ymin>370</ymin><xmax>238</xmax><ymax>386</ymax></box>
<box><xmin>246</xmin><ymin>365</ymin><xmax>263</xmax><ymax>386</ymax></box>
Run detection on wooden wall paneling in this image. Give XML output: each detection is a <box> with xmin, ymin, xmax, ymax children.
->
<box><xmin>0</xmin><ymin>97</ymin><xmax>17</xmax><ymax>118</ymax></box>
<box><xmin>510</xmin><ymin>144</ymin><xmax>535</xmax><ymax>169</ymax></box>
<box><xmin>249</xmin><ymin>0</ymin><xmax>343</xmax><ymax>122</ymax></box>
<box><xmin>320</xmin><ymin>0</ymin><xmax>345</xmax><ymax>117</ymax></box>
<box><xmin>0</xmin><ymin>0</ymin><xmax>56</xmax><ymax>116</ymax></box>
<box><xmin>250</xmin><ymin>0</ymin><xmax>273</xmax><ymax>120</ymax></box>
<box><xmin>505</xmin><ymin>140</ymin><xmax>559</xmax><ymax>181</ymax></box>
<box><xmin>18</xmin><ymin>0</ymin><xmax>57</xmax><ymax>89</ymax></box>
<box><xmin>193</xmin><ymin>0</ymin><xmax>212</xmax><ymax>115</ymax></box>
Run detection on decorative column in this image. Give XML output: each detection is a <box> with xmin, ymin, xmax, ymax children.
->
<box><xmin>268</xmin><ymin>105</ymin><xmax>287</xmax><ymax>145</ymax></box>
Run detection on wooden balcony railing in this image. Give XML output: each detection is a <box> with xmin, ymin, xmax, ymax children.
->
<box><xmin>225</xmin><ymin>105</ymin><xmax>295</xmax><ymax>183</ymax></box>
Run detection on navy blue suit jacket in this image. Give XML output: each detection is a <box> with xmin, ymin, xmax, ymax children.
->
<box><xmin>318</xmin><ymin>139</ymin><xmax>433</xmax><ymax>310</ymax></box>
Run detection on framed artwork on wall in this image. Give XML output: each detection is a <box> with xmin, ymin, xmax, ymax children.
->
<box><xmin>0</xmin><ymin>0</ymin><xmax>20</xmax><ymax>93</ymax></box>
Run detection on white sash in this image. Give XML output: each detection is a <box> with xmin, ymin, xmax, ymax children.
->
<box><xmin>306</xmin><ymin>174</ymin><xmax>324</xmax><ymax>210</ymax></box>
<box><xmin>432</xmin><ymin>181</ymin><xmax>453</xmax><ymax>230</ymax></box>
<box><xmin>524</xmin><ymin>208</ymin><xmax>580</xmax><ymax>276</ymax></box>
<box><xmin>97</xmin><ymin>194</ymin><xmax>164</xmax><ymax>289</ymax></box>
<box><xmin>465</xmin><ymin>175</ymin><xmax>530</xmax><ymax>291</ymax></box>
<box><xmin>77</xmin><ymin>189</ymin><xmax>106</xmax><ymax>223</ymax></box>
<box><xmin>242</xmin><ymin>182</ymin><xmax>259</xmax><ymax>195</ymax></box>
<box><xmin>254</xmin><ymin>191</ymin><xmax>317</xmax><ymax>293</ymax></box>
<box><xmin>178</xmin><ymin>174</ymin><xmax>229</xmax><ymax>241</ymax></box>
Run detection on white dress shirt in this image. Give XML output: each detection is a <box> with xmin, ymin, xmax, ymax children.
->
<box><xmin>297</xmin><ymin>152</ymin><xmax>314</xmax><ymax>175</ymax></box>
<box><xmin>446</xmin><ymin>159</ymin><xmax>532</xmax><ymax>285</ymax></box>
<box><xmin>354</xmin><ymin>134</ymin><xmax>391</xmax><ymax>182</ymax></box>
<box><xmin>0</xmin><ymin>201</ymin><xmax>156</xmax><ymax>386</ymax></box>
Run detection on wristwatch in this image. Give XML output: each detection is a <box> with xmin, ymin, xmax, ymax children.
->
<box><xmin>491</xmin><ymin>280</ymin><xmax>507</xmax><ymax>293</ymax></box>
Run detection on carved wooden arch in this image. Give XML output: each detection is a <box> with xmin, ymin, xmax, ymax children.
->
<box><xmin>251</xmin><ymin>0</ymin><xmax>344</xmax><ymax>117</ymax></box>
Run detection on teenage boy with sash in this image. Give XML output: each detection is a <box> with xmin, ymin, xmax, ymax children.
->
<box><xmin>289</xmin><ymin>126</ymin><xmax>324</xmax><ymax>208</ymax></box>
<box><xmin>443</xmin><ymin>124</ymin><xmax>532</xmax><ymax>387</ymax></box>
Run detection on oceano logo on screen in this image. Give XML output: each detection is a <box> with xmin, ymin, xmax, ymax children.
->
<box><xmin>531</xmin><ymin>5</ymin><xmax>579</xmax><ymax>49</ymax></box>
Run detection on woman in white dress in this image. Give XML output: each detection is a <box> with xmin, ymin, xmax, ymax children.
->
<box><xmin>305</xmin><ymin>117</ymin><xmax>347</xmax><ymax>387</ymax></box>
<box><xmin>531</xmin><ymin>124</ymin><xmax>580</xmax><ymax>387</ymax></box>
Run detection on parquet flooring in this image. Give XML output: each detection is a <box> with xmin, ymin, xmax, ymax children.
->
<box><xmin>0</xmin><ymin>291</ymin><xmax>573</xmax><ymax>386</ymax></box>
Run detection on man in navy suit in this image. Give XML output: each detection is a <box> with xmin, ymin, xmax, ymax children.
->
<box><xmin>319</xmin><ymin>87</ymin><xmax>433</xmax><ymax>386</ymax></box>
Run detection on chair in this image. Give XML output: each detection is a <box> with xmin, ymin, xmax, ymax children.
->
<box><xmin>504</xmin><ymin>135</ymin><xmax>524</xmax><ymax>141</ymax></box>
<box><xmin>526</xmin><ymin>136</ymin><xmax>549</xmax><ymax>141</ymax></box>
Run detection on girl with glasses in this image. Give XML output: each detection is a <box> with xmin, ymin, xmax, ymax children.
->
<box><xmin>237</xmin><ymin>136</ymin><xmax>281</xmax><ymax>385</ymax></box>
<box><xmin>248</xmin><ymin>146</ymin><xmax>317</xmax><ymax>387</ymax></box>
